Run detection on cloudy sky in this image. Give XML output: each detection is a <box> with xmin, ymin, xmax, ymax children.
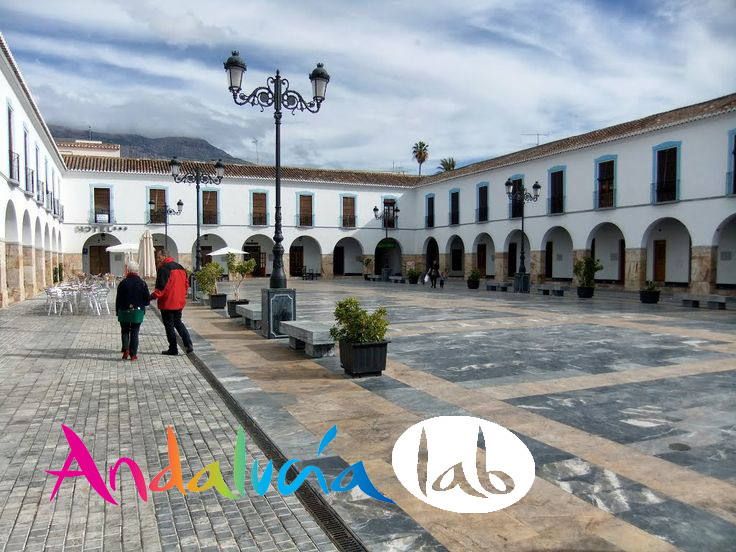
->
<box><xmin>1</xmin><ymin>0</ymin><xmax>735</xmax><ymax>172</ymax></box>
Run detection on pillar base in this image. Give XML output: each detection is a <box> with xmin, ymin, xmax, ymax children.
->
<box><xmin>261</xmin><ymin>288</ymin><xmax>296</xmax><ymax>339</ymax></box>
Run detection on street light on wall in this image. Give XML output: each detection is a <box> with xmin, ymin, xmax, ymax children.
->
<box><xmin>505</xmin><ymin>178</ymin><xmax>541</xmax><ymax>293</ymax></box>
<box><xmin>373</xmin><ymin>204</ymin><xmax>400</xmax><ymax>240</ymax></box>
<box><xmin>169</xmin><ymin>157</ymin><xmax>224</xmax><ymax>272</ymax></box>
<box><xmin>148</xmin><ymin>198</ymin><xmax>183</xmax><ymax>247</ymax></box>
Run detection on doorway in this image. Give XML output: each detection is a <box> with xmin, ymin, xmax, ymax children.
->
<box><xmin>477</xmin><ymin>244</ymin><xmax>486</xmax><ymax>277</ymax></box>
<box><xmin>508</xmin><ymin>243</ymin><xmax>517</xmax><ymax>277</ymax></box>
<box><xmin>88</xmin><ymin>246</ymin><xmax>110</xmax><ymax>274</ymax></box>
<box><xmin>290</xmin><ymin>246</ymin><xmax>304</xmax><ymax>276</ymax></box>
<box><xmin>334</xmin><ymin>246</ymin><xmax>345</xmax><ymax>276</ymax></box>
<box><xmin>545</xmin><ymin>241</ymin><xmax>553</xmax><ymax>279</ymax></box>
<box><xmin>654</xmin><ymin>240</ymin><xmax>666</xmax><ymax>282</ymax></box>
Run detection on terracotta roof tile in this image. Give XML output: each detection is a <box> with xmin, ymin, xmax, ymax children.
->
<box><xmin>56</xmin><ymin>140</ymin><xmax>121</xmax><ymax>150</ymax></box>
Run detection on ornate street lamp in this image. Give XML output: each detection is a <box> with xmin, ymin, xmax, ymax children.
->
<box><xmin>224</xmin><ymin>50</ymin><xmax>329</xmax><ymax>290</ymax></box>
<box><xmin>148</xmin><ymin>198</ymin><xmax>183</xmax><ymax>246</ymax></box>
<box><xmin>169</xmin><ymin>157</ymin><xmax>224</xmax><ymax>272</ymax></box>
<box><xmin>373</xmin><ymin>204</ymin><xmax>400</xmax><ymax>240</ymax></box>
<box><xmin>505</xmin><ymin>178</ymin><xmax>541</xmax><ymax>293</ymax></box>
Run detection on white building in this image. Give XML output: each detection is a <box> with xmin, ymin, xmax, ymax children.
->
<box><xmin>1</xmin><ymin>31</ymin><xmax>735</xmax><ymax>307</ymax></box>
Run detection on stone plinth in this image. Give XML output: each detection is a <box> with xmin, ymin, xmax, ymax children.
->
<box><xmin>0</xmin><ymin>240</ymin><xmax>6</xmax><ymax>308</ymax></box>
<box><xmin>321</xmin><ymin>254</ymin><xmax>333</xmax><ymax>278</ymax></box>
<box><xmin>5</xmin><ymin>243</ymin><xmax>23</xmax><ymax>302</ymax></box>
<box><xmin>494</xmin><ymin>252</ymin><xmax>507</xmax><ymax>281</ymax></box>
<box><xmin>45</xmin><ymin>251</ymin><xmax>52</xmax><ymax>286</ymax></box>
<box><xmin>261</xmin><ymin>288</ymin><xmax>296</xmax><ymax>339</ymax></box>
<box><xmin>624</xmin><ymin>248</ymin><xmax>646</xmax><ymax>291</ymax></box>
<box><xmin>35</xmin><ymin>248</ymin><xmax>44</xmax><ymax>292</ymax></box>
<box><xmin>690</xmin><ymin>245</ymin><xmax>717</xmax><ymax>294</ymax></box>
<box><xmin>23</xmin><ymin>246</ymin><xmax>35</xmax><ymax>298</ymax></box>
<box><xmin>530</xmin><ymin>250</ymin><xmax>543</xmax><ymax>284</ymax></box>
<box><xmin>64</xmin><ymin>254</ymin><xmax>83</xmax><ymax>277</ymax></box>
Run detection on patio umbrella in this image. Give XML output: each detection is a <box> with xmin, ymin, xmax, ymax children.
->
<box><xmin>208</xmin><ymin>247</ymin><xmax>250</xmax><ymax>257</ymax></box>
<box><xmin>138</xmin><ymin>230</ymin><xmax>157</xmax><ymax>278</ymax></box>
<box><xmin>105</xmin><ymin>243</ymin><xmax>139</xmax><ymax>253</ymax></box>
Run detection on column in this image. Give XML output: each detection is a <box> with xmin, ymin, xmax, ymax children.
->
<box><xmin>35</xmin><ymin>247</ymin><xmax>45</xmax><ymax>291</ymax></box>
<box><xmin>530</xmin><ymin>250</ymin><xmax>544</xmax><ymax>284</ymax></box>
<box><xmin>0</xmin><ymin>240</ymin><xmax>6</xmax><ymax>308</ymax></box>
<box><xmin>690</xmin><ymin>245</ymin><xmax>717</xmax><ymax>294</ymax></box>
<box><xmin>23</xmin><ymin>245</ymin><xmax>35</xmax><ymax>298</ymax></box>
<box><xmin>5</xmin><ymin>242</ymin><xmax>23</xmax><ymax>302</ymax></box>
<box><xmin>179</xmin><ymin>253</ymin><xmax>193</xmax><ymax>271</ymax></box>
<box><xmin>494</xmin><ymin>252</ymin><xmax>507</xmax><ymax>281</ymax></box>
<box><xmin>572</xmin><ymin>249</ymin><xmax>591</xmax><ymax>287</ymax></box>
<box><xmin>624</xmin><ymin>248</ymin><xmax>647</xmax><ymax>291</ymax></box>
<box><xmin>464</xmin><ymin>252</ymin><xmax>475</xmax><ymax>277</ymax></box>
<box><xmin>439</xmin><ymin>253</ymin><xmax>449</xmax><ymax>275</ymax></box>
<box><xmin>321</xmin><ymin>253</ymin><xmax>333</xmax><ymax>278</ymax></box>
<box><xmin>46</xmin><ymin>250</ymin><xmax>53</xmax><ymax>286</ymax></box>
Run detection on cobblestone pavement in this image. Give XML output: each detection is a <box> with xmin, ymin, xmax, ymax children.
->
<box><xmin>0</xmin><ymin>297</ymin><xmax>337</xmax><ymax>552</ymax></box>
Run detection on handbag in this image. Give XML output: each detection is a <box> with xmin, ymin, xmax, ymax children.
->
<box><xmin>424</xmin><ymin>274</ymin><xmax>430</xmax><ymax>283</ymax></box>
<box><xmin>117</xmin><ymin>307</ymin><xmax>145</xmax><ymax>324</ymax></box>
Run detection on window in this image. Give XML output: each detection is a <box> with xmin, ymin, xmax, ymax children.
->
<box><xmin>510</xmin><ymin>178</ymin><xmax>523</xmax><ymax>218</ymax></box>
<box><xmin>202</xmin><ymin>191</ymin><xmax>218</xmax><ymax>224</ymax></box>
<box><xmin>93</xmin><ymin>187</ymin><xmax>111</xmax><ymax>223</ymax></box>
<box><xmin>7</xmin><ymin>105</ymin><xmax>18</xmax><ymax>182</ymax></box>
<box><xmin>149</xmin><ymin>189</ymin><xmax>166</xmax><ymax>223</ymax></box>
<box><xmin>426</xmin><ymin>195</ymin><xmax>435</xmax><ymax>228</ymax></box>
<box><xmin>382</xmin><ymin>198</ymin><xmax>397</xmax><ymax>228</ymax></box>
<box><xmin>341</xmin><ymin>196</ymin><xmax>355</xmax><ymax>227</ymax></box>
<box><xmin>477</xmin><ymin>184</ymin><xmax>488</xmax><ymax>222</ymax></box>
<box><xmin>596</xmin><ymin>158</ymin><xmax>615</xmax><ymax>208</ymax></box>
<box><xmin>728</xmin><ymin>130</ymin><xmax>736</xmax><ymax>195</ymax></box>
<box><xmin>251</xmin><ymin>192</ymin><xmax>267</xmax><ymax>225</ymax></box>
<box><xmin>23</xmin><ymin>129</ymin><xmax>32</xmax><ymax>193</ymax></box>
<box><xmin>298</xmin><ymin>193</ymin><xmax>313</xmax><ymax>226</ymax></box>
<box><xmin>549</xmin><ymin>169</ymin><xmax>564</xmax><ymax>214</ymax></box>
<box><xmin>35</xmin><ymin>145</ymin><xmax>41</xmax><ymax>202</ymax></box>
<box><xmin>449</xmin><ymin>190</ymin><xmax>460</xmax><ymax>225</ymax></box>
<box><xmin>652</xmin><ymin>142</ymin><xmax>680</xmax><ymax>203</ymax></box>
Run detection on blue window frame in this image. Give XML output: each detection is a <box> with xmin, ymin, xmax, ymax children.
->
<box><xmin>380</xmin><ymin>194</ymin><xmax>398</xmax><ymax>229</ymax></box>
<box><xmin>547</xmin><ymin>166</ymin><xmax>565</xmax><ymax>214</ymax></box>
<box><xmin>449</xmin><ymin>188</ymin><xmax>460</xmax><ymax>225</ymax></box>
<box><xmin>476</xmin><ymin>182</ymin><xmax>489</xmax><ymax>222</ymax></box>
<box><xmin>651</xmin><ymin>141</ymin><xmax>681</xmax><ymax>203</ymax></box>
<box><xmin>296</xmin><ymin>191</ymin><xmax>314</xmax><ymax>227</ymax></box>
<box><xmin>727</xmin><ymin>129</ymin><xmax>736</xmax><ymax>195</ymax></box>
<box><xmin>201</xmin><ymin>188</ymin><xmax>219</xmax><ymax>225</ymax></box>
<box><xmin>594</xmin><ymin>155</ymin><xmax>617</xmax><ymax>208</ymax></box>
<box><xmin>146</xmin><ymin>185</ymin><xmax>168</xmax><ymax>223</ymax></box>
<box><xmin>425</xmin><ymin>193</ymin><xmax>435</xmax><ymax>228</ymax></box>
<box><xmin>339</xmin><ymin>193</ymin><xmax>356</xmax><ymax>227</ymax></box>
<box><xmin>89</xmin><ymin>183</ymin><xmax>115</xmax><ymax>224</ymax></box>
<box><xmin>507</xmin><ymin>174</ymin><xmax>524</xmax><ymax>218</ymax></box>
<box><xmin>249</xmin><ymin>189</ymin><xmax>269</xmax><ymax>226</ymax></box>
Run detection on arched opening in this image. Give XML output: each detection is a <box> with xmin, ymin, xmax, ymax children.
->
<box><xmin>83</xmin><ymin>233</ymin><xmax>123</xmax><ymax>275</ymax></box>
<box><xmin>333</xmin><ymin>237</ymin><xmax>363</xmax><ymax>276</ymax></box>
<box><xmin>445</xmin><ymin>235</ymin><xmax>465</xmax><ymax>276</ymax></box>
<box><xmin>540</xmin><ymin>226</ymin><xmax>573</xmax><ymax>281</ymax></box>
<box><xmin>423</xmin><ymin>237</ymin><xmax>439</xmax><ymax>273</ymax></box>
<box><xmin>503</xmin><ymin>230</ymin><xmax>531</xmax><ymax>279</ymax></box>
<box><xmin>374</xmin><ymin>238</ymin><xmax>402</xmax><ymax>276</ymax></box>
<box><xmin>243</xmin><ymin>234</ymin><xmax>274</xmax><ymax>277</ymax></box>
<box><xmin>151</xmin><ymin>233</ymin><xmax>179</xmax><ymax>260</ymax></box>
<box><xmin>192</xmin><ymin>234</ymin><xmax>227</xmax><ymax>271</ymax></box>
<box><xmin>715</xmin><ymin>214</ymin><xmax>736</xmax><ymax>288</ymax></box>
<box><xmin>4</xmin><ymin>202</ymin><xmax>21</xmax><ymax>302</ymax></box>
<box><xmin>289</xmin><ymin>235</ymin><xmax>322</xmax><ymax>277</ymax></box>
<box><xmin>642</xmin><ymin>218</ymin><xmax>691</xmax><ymax>285</ymax></box>
<box><xmin>587</xmin><ymin>223</ymin><xmax>625</xmax><ymax>283</ymax></box>
<box><xmin>472</xmin><ymin>233</ymin><xmax>495</xmax><ymax>277</ymax></box>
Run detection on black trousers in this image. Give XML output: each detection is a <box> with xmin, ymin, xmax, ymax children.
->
<box><xmin>160</xmin><ymin>309</ymin><xmax>193</xmax><ymax>352</ymax></box>
<box><xmin>120</xmin><ymin>322</ymin><xmax>141</xmax><ymax>355</ymax></box>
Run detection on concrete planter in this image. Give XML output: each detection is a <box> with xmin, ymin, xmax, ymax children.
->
<box><xmin>339</xmin><ymin>341</ymin><xmax>389</xmax><ymax>377</ymax></box>
<box><xmin>639</xmin><ymin>290</ymin><xmax>660</xmax><ymax>304</ymax></box>
<box><xmin>467</xmin><ymin>279</ymin><xmax>480</xmax><ymax>289</ymax></box>
<box><xmin>577</xmin><ymin>287</ymin><xmax>595</xmax><ymax>298</ymax></box>
<box><xmin>209</xmin><ymin>293</ymin><xmax>227</xmax><ymax>309</ymax></box>
<box><xmin>226</xmin><ymin>299</ymin><xmax>249</xmax><ymax>317</ymax></box>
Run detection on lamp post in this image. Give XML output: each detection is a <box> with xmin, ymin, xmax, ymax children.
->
<box><xmin>505</xmin><ymin>178</ymin><xmax>541</xmax><ymax>293</ymax></box>
<box><xmin>373</xmin><ymin>203</ymin><xmax>400</xmax><ymax>240</ymax></box>
<box><xmin>148</xmin><ymin>198</ymin><xmax>183</xmax><ymax>246</ymax></box>
<box><xmin>223</xmin><ymin>51</ymin><xmax>330</xmax><ymax>289</ymax></box>
<box><xmin>169</xmin><ymin>158</ymin><xmax>224</xmax><ymax>272</ymax></box>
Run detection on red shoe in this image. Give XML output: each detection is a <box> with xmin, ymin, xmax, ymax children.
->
<box><xmin>130</xmin><ymin>355</ymin><xmax>138</xmax><ymax>361</ymax></box>
<box><xmin>122</xmin><ymin>351</ymin><xmax>129</xmax><ymax>360</ymax></box>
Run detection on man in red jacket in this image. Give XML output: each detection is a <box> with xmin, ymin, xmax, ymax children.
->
<box><xmin>152</xmin><ymin>250</ymin><xmax>193</xmax><ymax>355</ymax></box>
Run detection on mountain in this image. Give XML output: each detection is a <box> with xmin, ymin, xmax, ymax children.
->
<box><xmin>48</xmin><ymin>124</ymin><xmax>249</xmax><ymax>164</ymax></box>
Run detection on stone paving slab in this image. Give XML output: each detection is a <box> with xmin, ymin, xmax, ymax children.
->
<box><xmin>0</xmin><ymin>297</ymin><xmax>336</xmax><ymax>552</ymax></box>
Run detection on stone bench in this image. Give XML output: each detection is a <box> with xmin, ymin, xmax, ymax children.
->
<box><xmin>280</xmin><ymin>320</ymin><xmax>335</xmax><ymax>358</ymax></box>
<box><xmin>367</xmin><ymin>275</ymin><xmax>382</xmax><ymax>282</ymax></box>
<box><xmin>235</xmin><ymin>304</ymin><xmax>262</xmax><ymax>329</ymax></box>
<box><xmin>388</xmin><ymin>276</ymin><xmax>405</xmax><ymax>284</ymax></box>
<box><xmin>681</xmin><ymin>294</ymin><xmax>727</xmax><ymax>310</ymax></box>
<box><xmin>486</xmin><ymin>281</ymin><xmax>512</xmax><ymax>292</ymax></box>
<box><xmin>538</xmin><ymin>283</ymin><xmax>566</xmax><ymax>297</ymax></box>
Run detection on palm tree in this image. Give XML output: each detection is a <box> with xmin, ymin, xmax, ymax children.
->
<box><xmin>412</xmin><ymin>142</ymin><xmax>429</xmax><ymax>176</ymax></box>
<box><xmin>437</xmin><ymin>157</ymin><xmax>456</xmax><ymax>172</ymax></box>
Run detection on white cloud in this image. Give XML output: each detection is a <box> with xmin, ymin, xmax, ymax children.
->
<box><xmin>2</xmin><ymin>0</ymin><xmax>735</xmax><ymax>171</ymax></box>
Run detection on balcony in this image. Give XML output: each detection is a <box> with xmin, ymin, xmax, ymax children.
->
<box><xmin>90</xmin><ymin>208</ymin><xmax>112</xmax><ymax>224</ymax></box>
<box><xmin>594</xmin><ymin>185</ymin><xmax>615</xmax><ymax>209</ymax></box>
<box><xmin>425</xmin><ymin>214</ymin><xmax>434</xmax><ymax>228</ymax></box>
<box><xmin>25</xmin><ymin>168</ymin><xmax>35</xmax><ymax>196</ymax></box>
<box><xmin>651</xmin><ymin>180</ymin><xmax>679</xmax><ymax>203</ymax></box>
<box><xmin>7</xmin><ymin>150</ymin><xmax>19</xmax><ymax>184</ymax></box>
<box><xmin>510</xmin><ymin>202</ymin><xmax>523</xmax><ymax>219</ymax></box>
<box><xmin>341</xmin><ymin>214</ymin><xmax>356</xmax><ymax>228</ymax></box>
<box><xmin>449</xmin><ymin>210</ymin><xmax>460</xmax><ymax>225</ymax></box>
<box><xmin>202</xmin><ymin>212</ymin><xmax>218</xmax><ymax>225</ymax></box>
<box><xmin>37</xmin><ymin>181</ymin><xmax>46</xmax><ymax>204</ymax></box>
<box><xmin>250</xmin><ymin>212</ymin><xmax>268</xmax><ymax>226</ymax></box>
<box><xmin>149</xmin><ymin>208</ymin><xmax>166</xmax><ymax>224</ymax></box>
<box><xmin>476</xmin><ymin>206</ymin><xmax>488</xmax><ymax>223</ymax></box>
<box><xmin>382</xmin><ymin>215</ymin><xmax>397</xmax><ymax>229</ymax></box>
<box><xmin>297</xmin><ymin>213</ymin><xmax>313</xmax><ymax>227</ymax></box>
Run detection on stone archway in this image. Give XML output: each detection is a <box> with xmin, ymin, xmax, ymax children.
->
<box><xmin>540</xmin><ymin>226</ymin><xmax>574</xmax><ymax>281</ymax></box>
<box><xmin>192</xmin><ymin>234</ymin><xmax>227</xmax><ymax>272</ymax></box>
<box><xmin>289</xmin><ymin>236</ymin><xmax>322</xmax><ymax>277</ymax></box>
<box><xmin>374</xmin><ymin>238</ymin><xmax>402</xmax><ymax>276</ymax></box>
<box><xmin>152</xmin><ymin>234</ymin><xmax>179</xmax><ymax>262</ymax></box>
<box><xmin>243</xmin><ymin>234</ymin><xmax>274</xmax><ymax>277</ymax></box>
<box><xmin>44</xmin><ymin>223</ymin><xmax>52</xmax><ymax>286</ymax></box>
<box><xmin>641</xmin><ymin>218</ymin><xmax>692</xmax><ymax>287</ymax></box>
<box><xmin>333</xmin><ymin>237</ymin><xmax>363</xmax><ymax>276</ymax></box>
<box><xmin>472</xmin><ymin>233</ymin><xmax>495</xmax><ymax>278</ymax></box>
<box><xmin>445</xmin><ymin>235</ymin><xmax>465</xmax><ymax>277</ymax></box>
<box><xmin>586</xmin><ymin>223</ymin><xmax>626</xmax><ymax>284</ymax></box>
<box><xmin>502</xmin><ymin>230</ymin><xmax>531</xmax><ymax>280</ymax></box>
<box><xmin>423</xmin><ymin>237</ymin><xmax>439</xmax><ymax>274</ymax></box>
<box><xmin>82</xmin><ymin>233</ymin><xmax>123</xmax><ymax>276</ymax></box>
<box><xmin>714</xmin><ymin>214</ymin><xmax>736</xmax><ymax>289</ymax></box>
<box><xmin>3</xmin><ymin>202</ymin><xmax>22</xmax><ymax>304</ymax></box>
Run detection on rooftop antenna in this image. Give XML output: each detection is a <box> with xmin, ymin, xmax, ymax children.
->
<box><xmin>88</xmin><ymin>125</ymin><xmax>92</xmax><ymax>140</ymax></box>
<box><xmin>521</xmin><ymin>132</ymin><xmax>549</xmax><ymax>146</ymax></box>
<box><xmin>252</xmin><ymin>138</ymin><xmax>259</xmax><ymax>164</ymax></box>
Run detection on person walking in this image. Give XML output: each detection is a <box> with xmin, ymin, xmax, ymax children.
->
<box><xmin>152</xmin><ymin>249</ymin><xmax>194</xmax><ymax>355</ymax></box>
<box><xmin>115</xmin><ymin>260</ymin><xmax>150</xmax><ymax>361</ymax></box>
<box><xmin>429</xmin><ymin>260</ymin><xmax>440</xmax><ymax>288</ymax></box>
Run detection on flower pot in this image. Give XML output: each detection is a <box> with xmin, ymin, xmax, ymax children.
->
<box><xmin>226</xmin><ymin>299</ymin><xmax>250</xmax><ymax>317</ymax></box>
<box><xmin>209</xmin><ymin>293</ymin><xmax>227</xmax><ymax>309</ymax></box>
<box><xmin>339</xmin><ymin>341</ymin><xmax>389</xmax><ymax>377</ymax></box>
<box><xmin>467</xmin><ymin>279</ymin><xmax>480</xmax><ymax>289</ymax></box>
<box><xmin>639</xmin><ymin>290</ymin><xmax>660</xmax><ymax>304</ymax></box>
<box><xmin>577</xmin><ymin>287</ymin><xmax>595</xmax><ymax>298</ymax></box>
<box><xmin>408</xmin><ymin>275</ymin><xmax>419</xmax><ymax>284</ymax></box>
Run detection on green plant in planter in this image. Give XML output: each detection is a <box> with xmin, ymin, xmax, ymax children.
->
<box><xmin>52</xmin><ymin>266</ymin><xmax>59</xmax><ymax>283</ymax></box>
<box><xmin>194</xmin><ymin>262</ymin><xmax>223</xmax><ymax>296</ymax></box>
<box><xmin>226</xmin><ymin>253</ymin><xmax>257</xmax><ymax>301</ymax></box>
<box><xmin>573</xmin><ymin>257</ymin><xmax>603</xmax><ymax>288</ymax></box>
<box><xmin>329</xmin><ymin>297</ymin><xmax>389</xmax><ymax>344</ymax></box>
<box><xmin>467</xmin><ymin>269</ymin><xmax>481</xmax><ymax>282</ymax></box>
<box><xmin>407</xmin><ymin>268</ymin><xmax>422</xmax><ymax>283</ymax></box>
<box><xmin>642</xmin><ymin>280</ymin><xmax>659</xmax><ymax>292</ymax></box>
<box><xmin>57</xmin><ymin>263</ymin><xmax>64</xmax><ymax>283</ymax></box>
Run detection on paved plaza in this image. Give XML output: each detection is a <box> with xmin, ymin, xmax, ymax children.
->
<box><xmin>1</xmin><ymin>279</ymin><xmax>735</xmax><ymax>551</ymax></box>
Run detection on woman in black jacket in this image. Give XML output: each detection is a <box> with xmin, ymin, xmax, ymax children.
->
<box><xmin>115</xmin><ymin>261</ymin><xmax>151</xmax><ymax>360</ymax></box>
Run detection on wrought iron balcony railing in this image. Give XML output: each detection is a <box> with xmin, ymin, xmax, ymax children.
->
<box><xmin>250</xmin><ymin>212</ymin><xmax>268</xmax><ymax>226</ymax></box>
<box><xmin>8</xmin><ymin>150</ymin><xmax>19</xmax><ymax>184</ymax></box>
<box><xmin>341</xmin><ymin>214</ymin><xmax>355</xmax><ymax>228</ymax></box>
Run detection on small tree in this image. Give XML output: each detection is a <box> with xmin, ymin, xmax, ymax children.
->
<box><xmin>330</xmin><ymin>297</ymin><xmax>389</xmax><ymax>344</ymax></box>
<box><xmin>573</xmin><ymin>257</ymin><xmax>603</xmax><ymax>288</ymax></box>
<box><xmin>226</xmin><ymin>253</ymin><xmax>257</xmax><ymax>301</ymax></box>
<box><xmin>195</xmin><ymin>262</ymin><xmax>223</xmax><ymax>295</ymax></box>
<box><xmin>362</xmin><ymin>257</ymin><xmax>373</xmax><ymax>275</ymax></box>
<box><xmin>467</xmin><ymin>268</ymin><xmax>481</xmax><ymax>282</ymax></box>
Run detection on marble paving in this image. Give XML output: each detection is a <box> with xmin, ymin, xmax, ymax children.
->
<box><xmin>184</xmin><ymin>278</ymin><xmax>736</xmax><ymax>551</ymax></box>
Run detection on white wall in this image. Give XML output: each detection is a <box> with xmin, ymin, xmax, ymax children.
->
<box><xmin>544</xmin><ymin>227</ymin><xmax>573</xmax><ymax>279</ymax></box>
<box><xmin>591</xmin><ymin>223</ymin><xmax>624</xmax><ymax>280</ymax></box>
<box><xmin>646</xmin><ymin>218</ymin><xmax>691</xmax><ymax>283</ymax></box>
<box><xmin>334</xmin><ymin>237</ymin><xmax>363</xmax><ymax>274</ymax></box>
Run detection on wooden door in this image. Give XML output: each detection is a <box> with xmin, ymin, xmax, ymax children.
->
<box><xmin>653</xmin><ymin>240</ymin><xmax>666</xmax><ymax>282</ymax></box>
<box><xmin>200</xmin><ymin>246</ymin><xmax>213</xmax><ymax>266</ymax></box>
<box><xmin>618</xmin><ymin>239</ymin><xmax>626</xmax><ymax>282</ymax></box>
<box><xmin>299</xmin><ymin>194</ymin><xmax>313</xmax><ymax>226</ymax></box>
<box><xmin>508</xmin><ymin>243</ymin><xmax>517</xmax><ymax>277</ymax></box>
<box><xmin>290</xmin><ymin>246</ymin><xmax>304</xmax><ymax>276</ymax></box>
<box><xmin>342</xmin><ymin>196</ymin><xmax>355</xmax><ymax>227</ymax></box>
<box><xmin>477</xmin><ymin>244</ymin><xmax>486</xmax><ymax>277</ymax></box>
<box><xmin>252</xmin><ymin>193</ymin><xmax>267</xmax><ymax>225</ymax></box>
<box><xmin>545</xmin><ymin>241</ymin><xmax>553</xmax><ymax>279</ymax></box>
<box><xmin>89</xmin><ymin>246</ymin><xmax>110</xmax><ymax>275</ymax></box>
<box><xmin>243</xmin><ymin>245</ymin><xmax>264</xmax><ymax>276</ymax></box>
<box><xmin>334</xmin><ymin>246</ymin><xmax>344</xmax><ymax>275</ymax></box>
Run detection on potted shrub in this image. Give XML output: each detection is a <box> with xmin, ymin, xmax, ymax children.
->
<box><xmin>573</xmin><ymin>257</ymin><xmax>603</xmax><ymax>298</ymax></box>
<box><xmin>407</xmin><ymin>268</ymin><xmax>422</xmax><ymax>284</ymax></box>
<box><xmin>195</xmin><ymin>262</ymin><xmax>226</xmax><ymax>309</ymax></box>
<box><xmin>225</xmin><ymin>253</ymin><xmax>256</xmax><ymax>317</ymax></box>
<box><xmin>467</xmin><ymin>269</ymin><xmax>481</xmax><ymax>289</ymax></box>
<box><xmin>640</xmin><ymin>280</ymin><xmax>661</xmax><ymax>304</ymax></box>
<box><xmin>330</xmin><ymin>297</ymin><xmax>390</xmax><ymax>377</ymax></box>
<box><xmin>57</xmin><ymin>263</ymin><xmax>64</xmax><ymax>283</ymax></box>
<box><xmin>362</xmin><ymin>257</ymin><xmax>373</xmax><ymax>280</ymax></box>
